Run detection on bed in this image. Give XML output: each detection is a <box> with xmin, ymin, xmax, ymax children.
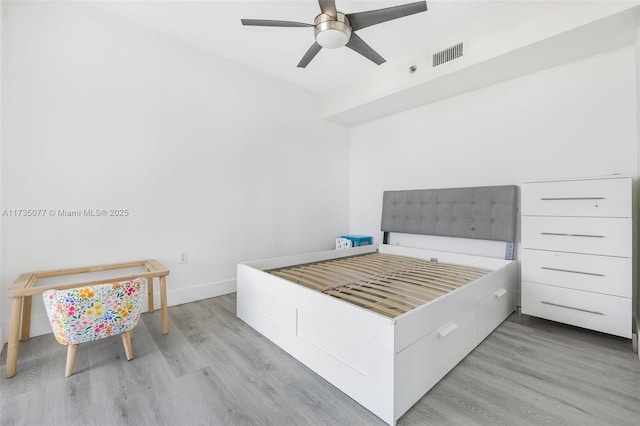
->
<box><xmin>237</xmin><ymin>185</ymin><xmax>518</xmax><ymax>425</ymax></box>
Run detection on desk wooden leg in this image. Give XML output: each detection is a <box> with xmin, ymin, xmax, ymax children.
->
<box><xmin>5</xmin><ymin>298</ymin><xmax>23</xmax><ymax>378</ymax></box>
<box><xmin>20</xmin><ymin>296</ymin><xmax>32</xmax><ymax>341</ymax></box>
<box><xmin>160</xmin><ymin>275</ymin><xmax>168</xmax><ymax>334</ymax></box>
<box><xmin>147</xmin><ymin>277</ymin><xmax>155</xmax><ymax>313</ymax></box>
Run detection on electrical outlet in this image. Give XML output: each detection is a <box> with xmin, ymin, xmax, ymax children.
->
<box><xmin>179</xmin><ymin>251</ymin><xmax>188</xmax><ymax>264</ymax></box>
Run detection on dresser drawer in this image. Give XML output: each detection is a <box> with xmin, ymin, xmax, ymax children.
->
<box><xmin>521</xmin><ymin>177</ymin><xmax>631</xmax><ymax>217</ymax></box>
<box><xmin>521</xmin><ymin>282</ymin><xmax>631</xmax><ymax>338</ymax></box>
<box><xmin>521</xmin><ymin>216</ymin><xmax>632</xmax><ymax>257</ymax></box>
<box><xmin>521</xmin><ymin>249</ymin><xmax>632</xmax><ymax>298</ymax></box>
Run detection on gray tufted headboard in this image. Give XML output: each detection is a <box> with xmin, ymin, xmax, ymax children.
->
<box><xmin>381</xmin><ymin>185</ymin><xmax>518</xmax><ymax>246</ymax></box>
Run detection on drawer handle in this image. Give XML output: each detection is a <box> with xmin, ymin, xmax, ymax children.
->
<box><xmin>541</xmin><ymin>232</ymin><xmax>604</xmax><ymax>238</ymax></box>
<box><xmin>494</xmin><ymin>289</ymin><xmax>507</xmax><ymax>298</ymax></box>
<box><xmin>541</xmin><ymin>301</ymin><xmax>604</xmax><ymax>316</ymax></box>
<box><xmin>541</xmin><ymin>266</ymin><xmax>605</xmax><ymax>277</ymax></box>
<box><xmin>540</xmin><ymin>197</ymin><xmax>605</xmax><ymax>201</ymax></box>
<box><xmin>437</xmin><ymin>322</ymin><xmax>458</xmax><ymax>338</ymax></box>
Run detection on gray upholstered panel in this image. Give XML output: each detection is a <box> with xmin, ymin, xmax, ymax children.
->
<box><xmin>381</xmin><ymin>185</ymin><xmax>518</xmax><ymax>242</ymax></box>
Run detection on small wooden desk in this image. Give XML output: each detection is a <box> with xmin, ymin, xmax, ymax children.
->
<box><xmin>5</xmin><ymin>259</ymin><xmax>170</xmax><ymax>378</ymax></box>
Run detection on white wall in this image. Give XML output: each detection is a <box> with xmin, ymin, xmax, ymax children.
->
<box><xmin>322</xmin><ymin>1</ymin><xmax>639</xmax><ymax>125</ymax></box>
<box><xmin>0</xmin><ymin>0</ymin><xmax>4</xmax><ymax>348</ymax></box>
<box><xmin>636</xmin><ymin>26</ymin><xmax>640</xmax><ymax>347</ymax></box>
<box><xmin>349</xmin><ymin>44</ymin><xmax>639</xmax><ymax>344</ymax></box>
<box><xmin>349</xmin><ymin>46</ymin><xmax>638</xmax><ymax>242</ymax></box>
<box><xmin>0</xmin><ymin>2</ymin><xmax>349</xmax><ymax>343</ymax></box>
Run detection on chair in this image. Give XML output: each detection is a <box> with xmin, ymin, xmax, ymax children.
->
<box><xmin>42</xmin><ymin>277</ymin><xmax>147</xmax><ymax>377</ymax></box>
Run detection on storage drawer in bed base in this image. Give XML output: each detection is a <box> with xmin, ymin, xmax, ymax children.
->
<box><xmin>477</xmin><ymin>280</ymin><xmax>517</xmax><ymax>342</ymax></box>
<box><xmin>395</xmin><ymin>307</ymin><xmax>477</xmax><ymax>418</ymax></box>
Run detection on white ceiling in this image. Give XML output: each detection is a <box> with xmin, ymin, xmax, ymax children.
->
<box><xmin>91</xmin><ymin>0</ymin><xmax>529</xmax><ymax>94</ymax></box>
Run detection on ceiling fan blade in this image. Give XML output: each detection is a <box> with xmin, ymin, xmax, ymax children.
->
<box><xmin>241</xmin><ymin>19</ymin><xmax>313</xmax><ymax>27</ymax></box>
<box><xmin>346</xmin><ymin>1</ymin><xmax>428</xmax><ymax>31</ymax></box>
<box><xmin>297</xmin><ymin>42</ymin><xmax>323</xmax><ymax>68</ymax></box>
<box><xmin>318</xmin><ymin>0</ymin><xmax>337</xmax><ymax>18</ymax></box>
<box><xmin>346</xmin><ymin>33</ymin><xmax>385</xmax><ymax>65</ymax></box>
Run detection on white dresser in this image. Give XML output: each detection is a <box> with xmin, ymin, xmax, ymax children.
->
<box><xmin>521</xmin><ymin>175</ymin><xmax>633</xmax><ymax>340</ymax></box>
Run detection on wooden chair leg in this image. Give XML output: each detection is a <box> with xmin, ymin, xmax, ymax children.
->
<box><xmin>121</xmin><ymin>331</ymin><xmax>134</xmax><ymax>361</ymax></box>
<box><xmin>65</xmin><ymin>344</ymin><xmax>78</xmax><ymax>377</ymax></box>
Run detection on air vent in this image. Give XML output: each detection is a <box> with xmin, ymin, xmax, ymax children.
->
<box><xmin>432</xmin><ymin>42</ymin><xmax>464</xmax><ymax>67</ymax></box>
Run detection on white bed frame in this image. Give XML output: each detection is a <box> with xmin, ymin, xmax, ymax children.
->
<box><xmin>237</xmin><ymin>243</ymin><xmax>517</xmax><ymax>425</ymax></box>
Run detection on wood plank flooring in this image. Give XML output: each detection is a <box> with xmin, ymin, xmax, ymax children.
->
<box><xmin>2</xmin><ymin>293</ymin><xmax>639</xmax><ymax>425</ymax></box>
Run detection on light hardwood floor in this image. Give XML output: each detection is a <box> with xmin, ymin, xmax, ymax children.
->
<box><xmin>2</xmin><ymin>293</ymin><xmax>639</xmax><ymax>425</ymax></box>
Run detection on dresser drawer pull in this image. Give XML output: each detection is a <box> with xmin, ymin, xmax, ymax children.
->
<box><xmin>437</xmin><ymin>322</ymin><xmax>458</xmax><ymax>338</ymax></box>
<box><xmin>540</xmin><ymin>197</ymin><xmax>605</xmax><ymax>201</ymax></box>
<box><xmin>541</xmin><ymin>301</ymin><xmax>604</xmax><ymax>316</ymax></box>
<box><xmin>541</xmin><ymin>232</ymin><xmax>604</xmax><ymax>238</ymax></box>
<box><xmin>540</xmin><ymin>266</ymin><xmax>605</xmax><ymax>277</ymax></box>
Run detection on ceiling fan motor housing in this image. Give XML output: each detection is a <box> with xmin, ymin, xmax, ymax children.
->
<box><xmin>314</xmin><ymin>12</ymin><xmax>352</xmax><ymax>48</ymax></box>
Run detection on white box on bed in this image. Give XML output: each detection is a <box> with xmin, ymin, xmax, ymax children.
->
<box><xmin>237</xmin><ymin>244</ymin><xmax>517</xmax><ymax>425</ymax></box>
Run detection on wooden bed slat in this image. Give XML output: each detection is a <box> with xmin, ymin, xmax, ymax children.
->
<box><xmin>339</xmin><ymin>284</ymin><xmax>422</xmax><ymax>308</ymax></box>
<box><xmin>269</xmin><ymin>253</ymin><xmax>490</xmax><ymax>318</ymax></box>
<box><xmin>333</xmin><ymin>286</ymin><xmax>417</xmax><ymax>311</ymax></box>
<box><xmin>349</xmin><ymin>281</ymin><xmax>435</xmax><ymax>303</ymax></box>
<box><xmin>342</xmin><ymin>255</ymin><xmax>486</xmax><ymax>283</ymax></box>
<box><xmin>369</xmin><ymin>276</ymin><xmax>450</xmax><ymax>297</ymax></box>
<box><xmin>324</xmin><ymin>289</ymin><xmax>407</xmax><ymax>317</ymax></box>
<box><xmin>272</xmin><ymin>270</ymin><xmax>335</xmax><ymax>291</ymax></box>
<box><xmin>384</xmin><ymin>270</ymin><xmax>466</xmax><ymax>289</ymax></box>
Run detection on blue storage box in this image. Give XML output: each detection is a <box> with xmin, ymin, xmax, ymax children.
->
<box><xmin>340</xmin><ymin>235</ymin><xmax>373</xmax><ymax>247</ymax></box>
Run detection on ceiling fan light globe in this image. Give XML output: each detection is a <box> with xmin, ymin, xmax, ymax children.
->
<box><xmin>314</xmin><ymin>12</ymin><xmax>352</xmax><ymax>49</ymax></box>
<box><xmin>316</xmin><ymin>29</ymin><xmax>350</xmax><ymax>48</ymax></box>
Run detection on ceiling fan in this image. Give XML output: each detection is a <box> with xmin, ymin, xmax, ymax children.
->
<box><xmin>241</xmin><ymin>1</ymin><xmax>428</xmax><ymax>68</ymax></box>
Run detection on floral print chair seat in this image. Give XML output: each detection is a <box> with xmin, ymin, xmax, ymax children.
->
<box><xmin>42</xmin><ymin>278</ymin><xmax>147</xmax><ymax>377</ymax></box>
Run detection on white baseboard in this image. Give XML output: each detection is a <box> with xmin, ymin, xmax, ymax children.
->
<box><xmin>0</xmin><ymin>279</ymin><xmax>237</xmax><ymax>350</ymax></box>
<box><xmin>163</xmin><ymin>278</ymin><xmax>236</xmax><ymax>307</ymax></box>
